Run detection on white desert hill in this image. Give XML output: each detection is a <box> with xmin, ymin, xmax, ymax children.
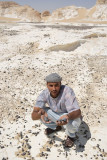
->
<box><xmin>0</xmin><ymin>0</ymin><xmax>107</xmax><ymax>23</ymax></box>
<box><xmin>0</xmin><ymin>1</ymin><xmax>107</xmax><ymax>23</ymax></box>
<box><xmin>0</xmin><ymin>1</ymin><xmax>41</xmax><ymax>22</ymax></box>
<box><xmin>46</xmin><ymin>0</ymin><xmax>107</xmax><ymax>23</ymax></box>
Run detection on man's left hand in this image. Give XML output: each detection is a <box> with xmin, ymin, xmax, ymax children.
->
<box><xmin>56</xmin><ymin>115</ymin><xmax>69</xmax><ymax>126</ymax></box>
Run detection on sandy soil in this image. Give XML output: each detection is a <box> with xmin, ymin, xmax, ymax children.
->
<box><xmin>0</xmin><ymin>21</ymin><xmax>107</xmax><ymax>160</ymax></box>
<box><xmin>0</xmin><ymin>16</ymin><xmax>20</xmax><ymax>22</ymax></box>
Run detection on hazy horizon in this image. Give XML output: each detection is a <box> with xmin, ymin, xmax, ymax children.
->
<box><xmin>0</xmin><ymin>0</ymin><xmax>97</xmax><ymax>12</ymax></box>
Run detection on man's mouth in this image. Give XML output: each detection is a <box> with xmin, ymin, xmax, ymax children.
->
<box><xmin>52</xmin><ymin>91</ymin><xmax>57</xmax><ymax>93</ymax></box>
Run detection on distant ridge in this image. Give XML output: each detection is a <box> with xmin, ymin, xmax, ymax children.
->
<box><xmin>96</xmin><ymin>0</ymin><xmax>107</xmax><ymax>4</ymax></box>
<box><xmin>0</xmin><ymin>1</ymin><xmax>107</xmax><ymax>23</ymax></box>
<box><xmin>0</xmin><ymin>1</ymin><xmax>41</xmax><ymax>22</ymax></box>
<box><xmin>0</xmin><ymin>1</ymin><xmax>19</xmax><ymax>7</ymax></box>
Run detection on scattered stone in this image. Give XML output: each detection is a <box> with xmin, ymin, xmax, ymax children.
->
<box><xmin>46</xmin><ymin>148</ymin><xmax>50</xmax><ymax>152</ymax></box>
<box><xmin>21</xmin><ymin>152</ymin><xmax>26</xmax><ymax>156</ymax></box>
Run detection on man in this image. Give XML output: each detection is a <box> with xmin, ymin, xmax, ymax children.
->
<box><xmin>32</xmin><ymin>73</ymin><xmax>81</xmax><ymax>147</ymax></box>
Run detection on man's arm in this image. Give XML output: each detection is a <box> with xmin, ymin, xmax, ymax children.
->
<box><xmin>67</xmin><ymin>109</ymin><xmax>81</xmax><ymax>120</ymax></box>
<box><xmin>32</xmin><ymin>90</ymin><xmax>47</xmax><ymax>120</ymax></box>
<box><xmin>31</xmin><ymin>107</ymin><xmax>45</xmax><ymax>120</ymax></box>
<box><xmin>56</xmin><ymin>109</ymin><xmax>81</xmax><ymax>126</ymax></box>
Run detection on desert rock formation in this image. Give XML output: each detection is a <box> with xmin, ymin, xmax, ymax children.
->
<box><xmin>51</xmin><ymin>6</ymin><xmax>79</xmax><ymax>20</ymax></box>
<box><xmin>41</xmin><ymin>11</ymin><xmax>50</xmax><ymax>17</ymax></box>
<box><xmin>47</xmin><ymin>2</ymin><xmax>107</xmax><ymax>22</ymax></box>
<box><xmin>96</xmin><ymin>0</ymin><xmax>107</xmax><ymax>4</ymax></box>
<box><xmin>0</xmin><ymin>1</ymin><xmax>19</xmax><ymax>8</ymax></box>
<box><xmin>41</xmin><ymin>11</ymin><xmax>51</xmax><ymax>21</ymax></box>
<box><xmin>0</xmin><ymin>1</ymin><xmax>107</xmax><ymax>23</ymax></box>
<box><xmin>0</xmin><ymin>1</ymin><xmax>41</xmax><ymax>22</ymax></box>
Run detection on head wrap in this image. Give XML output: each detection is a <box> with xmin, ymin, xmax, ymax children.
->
<box><xmin>45</xmin><ymin>73</ymin><xmax>62</xmax><ymax>82</ymax></box>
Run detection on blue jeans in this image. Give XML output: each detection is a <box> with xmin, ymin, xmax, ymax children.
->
<box><xmin>41</xmin><ymin>108</ymin><xmax>81</xmax><ymax>138</ymax></box>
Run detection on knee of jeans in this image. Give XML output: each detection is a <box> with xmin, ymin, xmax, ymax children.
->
<box><xmin>47</xmin><ymin>109</ymin><xmax>53</xmax><ymax>116</ymax></box>
<box><xmin>72</xmin><ymin>118</ymin><xmax>81</xmax><ymax>129</ymax></box>
<box><xmin>66</xmin><ymin>118</ymin><xmax>81</xmax><ymax>132</ymax></box>
<box><xmin>42</xmin><ymin>107</ymin><xmax>49</xmax><ymax>112</ymax></box>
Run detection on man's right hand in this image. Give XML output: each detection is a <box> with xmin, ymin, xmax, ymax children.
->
<box><xmin>32</xmin><ymin>107</ymin><xmax>51</xmax><ymax>123</ymax></box>
<box><xmin>32</xmin><ymin>107</ymin><xmax>45</xmax><ymax>120</ymax></box>
<box><xmin>37</xmin><ymin>108</ymin><xmax>45</xmax><ymax>115</ymax></box>
<box><xmin>41</xmin><ymin>112</ymin><xmax>52</xmax><ymax>124</ymax></box>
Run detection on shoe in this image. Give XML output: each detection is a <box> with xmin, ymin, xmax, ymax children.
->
<box><xmin>44</xmin><ymin>126</ymin><xmax>62</xmax><ymax>135</ymax></box>
<box><xmin>64</xmin><ymin>136</ymin><xmax>75</xmax><ymax>147</ymax></box>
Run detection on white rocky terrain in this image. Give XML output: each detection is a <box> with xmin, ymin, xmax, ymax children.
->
<box><xmin>0</xmin><ymin>21</ymin><xmax>107</xmax><ymax>160</ymax></box>
<box><xmin>0</xmin><ymin>1</ymin><xmax>107</xmax><ymax>160</ymax></box>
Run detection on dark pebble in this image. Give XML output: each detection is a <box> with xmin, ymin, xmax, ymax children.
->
<box><xmin>46</xmin><ymin>148</ymin><xmax>50</xmax><ymax>152</ymax></box>
<box><xmin>1</xmin><ymin>146</ymin><xmax>5</xmax><ymax>149</ymax></box>
<box><xmin>27</xmin><ymin>144</ymin><xmax>31</xmax><ymax>149</ymax></box>
<box><xmin>97</xmin><ymin>144</ymin><xmax>100</xmax><ymax>148</ymax></box>
<box><xmin>54</xmin><ymin>144</ymin><xmax>58</xmax><ymax>147</ymax></box>
<box><xmin>17</xmin><ymin>146</ymin><xmax>21</xmax><ymax>149</ymax></box>
<box><xmin>22</xmin><ymin>152</ymin><xmax>26</xmax><ymax>156</ymax></box>
<box><xmin>0</xmin><ymin>126</ymin><xmax>3</xmax><ymax>128</ymax></box>
<box><xmin>25</xmin><ymin>139</ymin><xmax>29</xmax><ymax>142</ymax></box>
<box><xmin>49</xmin><ymin>140</ymin><xmax>53</xmax><ymax>144</ymax></box>
<box><xmin>100</xmin><ymin>154</ymin><xmax>103</xmax><ymax>157</ymax></box>
<box><xmin>40</xmin><ymin>152</ymin><xmax>45</xmax><ymax>157</ymax></box>
<box><xmin>20</xmin><ymin>132</ymin><xmax>23</xmax><ymax>139</ymax></box>
<box><xmin>79</xmin><ymin>144</ymin><xmax>85</xmax><ymax>148</ymax></box>
<box><xmin>66</xmin><ymin>152</ymin><xmax>68</xmax><ymax>157</ymax></box>
<box><xmin>32</xmin><ymin>132</ymin><xmax>39</xmax><ymax>136</ymax></box>
<box><xmin>80</xmin><ymin>155</ymin><xmax>83</xmax><ymax>157</ymax></box>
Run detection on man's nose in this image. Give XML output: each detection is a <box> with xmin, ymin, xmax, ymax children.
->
<box><xmin>52</xmin><ymin>86</ymin><xmax>56</xmax><ymax>90</ymax></box>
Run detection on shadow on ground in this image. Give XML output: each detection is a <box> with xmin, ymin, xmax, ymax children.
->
<box><xmin>48</xmin><ymin>120</ymin><xmax>91</xmax><ymax>153</ymax></box>
<box><xmin>64</xmin><ymin>120</ymin><xmax>91</xmax><ymax>152</ymax></box>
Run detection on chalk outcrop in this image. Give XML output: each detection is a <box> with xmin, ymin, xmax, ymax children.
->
<box><xmin>41</xmin><ymin>11</ymin><xmax>51</xmax><ymax>21</ymax></box>
<box><xmin>0</xmin><ymin>1</ymin><xmax>41</xmax><ymax>22</ymax></box>
<box><xmin>0</xmin><ymin>1</ymin><xmax>107</xmax><ymax>22</ymax></box>
<box><xmin>91</xmin><ymin>5</ymin><xmax>107</xmax><ymax>20</ymax></box>
<box><xmin>47</xmin><ymin>3</ymin><xmax>107</xmax><ymax>22</ymax></box>
<box><xmin>41</xmin><ymin>11</ymin><xmax>50</xmax><ymax>17</ymax></box>
<box><xmin>49</xmin><ymin>6</ymin><xmax>79</xmax><ymax>21</ymax></box>
<box><xmin>92</xmin><ymin>0</ymin><xmax>107</xmax><ymax>20</ymax></box>
<box><xmin>96</xmin><ymin>0</ymin><xmax>107</xmax><ymax>5</ymax></box>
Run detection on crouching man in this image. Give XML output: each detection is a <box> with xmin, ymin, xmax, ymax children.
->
<box><xmin>31</xmin><ymin>73</ymin><xmax>81</xmax><ymax>147</ymax></box>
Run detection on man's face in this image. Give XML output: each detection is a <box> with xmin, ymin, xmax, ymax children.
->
<box><xmin>47</xmin><ymin>82</ymin><xmax>61</xmax><ymax>98</ymax></box>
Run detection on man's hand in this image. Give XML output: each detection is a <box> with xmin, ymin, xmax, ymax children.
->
<box><xmin>32</xmin><ymin>107</ymin><xmax>45</xmax><ymax>120</ymax></box>
<box><xmin>32</xmin><ymin>107</ymin><xmax>51</xmax><ymax>123</ymax></box>
<box><xmin>41</xmin><ymin>112</ymin><xmax>52</xmax><ymax>124</ymax></box>
<box><xmin>56</xmin><ymin>115</ymin><xmax>69</xmax><ymax>126</ymax></box>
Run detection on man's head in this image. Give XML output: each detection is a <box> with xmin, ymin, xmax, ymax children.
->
<box><xmin>45</xmin><ymin>73</ymin><xmax>62</xmax><ymax>98</ymax></box>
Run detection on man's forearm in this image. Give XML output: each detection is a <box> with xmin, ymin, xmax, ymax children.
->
<box><xmin>67</xmin><ymin>109</ymin><xmax>81</xmax><ymax>120</ymax></box>
<box><xmin>32</xmin><ymin>107</ymin><xmax>45</xmax><ymax>120</ymax></box>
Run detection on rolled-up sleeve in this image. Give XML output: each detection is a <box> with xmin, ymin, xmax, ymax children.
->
<box><xmin>65</xmin><ymin>89</ymin><xmax>80</xmax><ymax>113</ymax></box>
<box><xmin>35</xmin><ymin>91</ymin><xmax>46</xmax><ymax>108</ymax></box>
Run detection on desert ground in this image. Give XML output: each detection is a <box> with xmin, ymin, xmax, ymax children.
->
<box><xmin>0</xmin><ymin>20</ymin><xmax>107</xmax><ymax>160</ymax></box>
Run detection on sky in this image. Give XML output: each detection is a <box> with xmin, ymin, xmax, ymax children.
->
<box><xmin>0</xmin><ymin>0</ymin><xmax>97</xmax><ymax>12</ymax></box>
